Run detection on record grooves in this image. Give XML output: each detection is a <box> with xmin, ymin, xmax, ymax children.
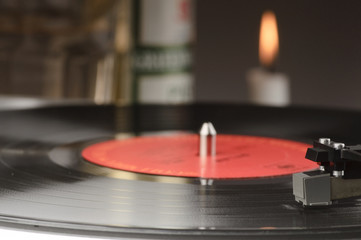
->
<box><xmin>1</xmin><ymin>103</ymin><xmax>361</xmax><ymax>238</ymax></box>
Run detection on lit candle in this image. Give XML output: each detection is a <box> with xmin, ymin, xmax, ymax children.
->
<box><xmin>246</xmin><ymin>10</ymin><xmax>290</xmax><ymax>107</ymax></box>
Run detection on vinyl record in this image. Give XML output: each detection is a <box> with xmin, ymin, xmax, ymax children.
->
<box><xmin>1</xmin><ymin>103</ymin><xmax>361</xmax><ymax>239</ymax></box>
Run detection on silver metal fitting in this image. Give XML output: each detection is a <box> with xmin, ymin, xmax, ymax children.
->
<box><xmin>319</xmin><ymin>138</ymin><xmax>331</xmax><ymax>145</ymax></box>
<box><xmin>333</xmin><ymin>170</ymin><xmax>344</xmax><ymax>177</ymax></box>
<box><xmin>332</xmin><ymin>142</ymin><xmax>345</xmax><ymax>150</ymax></box>
<box><xmin>199</xmin><ymin>122</ymin><xmax>217</xmax><ymax>157</ymax></box>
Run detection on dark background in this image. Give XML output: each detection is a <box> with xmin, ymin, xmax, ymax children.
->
<box><xmin>195</xmin><ymin>0</ymin><xmax>361</xmax><ymax>110</ymax></box>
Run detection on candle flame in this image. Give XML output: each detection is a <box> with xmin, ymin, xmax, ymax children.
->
<box><xmin>259</xmin><ymin>11</ymin><xmax>279</xmax><ymax>68</ymax></box>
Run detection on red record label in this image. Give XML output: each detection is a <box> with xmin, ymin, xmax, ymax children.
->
<box><xmin>82</xmin><ymin>134</ymin><xmax>317</xmax><ymax>179</ymax></box>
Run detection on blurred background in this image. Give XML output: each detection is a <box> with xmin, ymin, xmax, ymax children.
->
<box><xmin>0</xmin><ymin>0</ymin><xmax>360</xmax><ymax>110</ymax></box>
<box><xmin>196</xmin><ymin>0</ymin><xmax>361</xmax><ymax>109</ymax></box>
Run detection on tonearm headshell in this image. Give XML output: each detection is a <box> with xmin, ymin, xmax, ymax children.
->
<box><xmin>293</xmin><ymin>138</ymin><xmax>361</xmax><ymax>206</ymax></box>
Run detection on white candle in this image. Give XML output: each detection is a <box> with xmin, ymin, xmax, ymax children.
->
<box><xmin>247</xmin><ymin>67</ymin><xmax>290</xmax><ymax>106</ymax></box>
<box><xmin>247</xmin><ymin>10</ymin><xmax>290</xmax><ymax>107</ymax></box>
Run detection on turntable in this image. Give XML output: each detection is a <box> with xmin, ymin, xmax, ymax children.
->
<box><xmin>1</xmin><ymin>100</ymin><xmax>361</xmax><ymax>239</ymax></box>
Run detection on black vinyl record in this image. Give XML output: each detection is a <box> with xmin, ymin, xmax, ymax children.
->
<box><xmin>1</xmin><ymin>103</ymin><xmax>361</xmax><ymax>239</ymax></box>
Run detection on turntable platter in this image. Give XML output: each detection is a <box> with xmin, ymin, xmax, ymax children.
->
<box><xmin>0</xmin><ymin>103</ymin><xmax>360</xmax><ymax>239</ymax></box>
